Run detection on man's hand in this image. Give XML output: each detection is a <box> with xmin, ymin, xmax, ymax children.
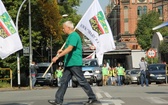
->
<box><xmin>57</xmin><ymin>49</ymin><xmax>63</xmax><ymax>54</ymax></box>
<box><xmin>52</xmin><ymin>56</ymin><xmax>59</xmax><ymax>63</ymax></box>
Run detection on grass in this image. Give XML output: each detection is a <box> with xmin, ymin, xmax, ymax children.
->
<box><xmin>0</xmin><ymin>80</ymin><xmax>11</xmax><ymax>88</ymax></box>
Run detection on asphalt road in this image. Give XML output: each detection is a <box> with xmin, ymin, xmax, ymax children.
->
<box><xmin>0</xmin><ymin>84</ymin><xmax>168</xmax><ymax>105</ymax></box>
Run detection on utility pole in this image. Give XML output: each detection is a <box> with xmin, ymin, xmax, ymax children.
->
<box><xmin>29</xmin><ymin>0</ymin><xmax>33</xmax><ymax>90</ymax></box>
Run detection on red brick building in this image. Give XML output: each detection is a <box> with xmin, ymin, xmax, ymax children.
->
<box><xmin>106</xmin><ymin>0</ymin><xmax>168</xmax><ymax>50</ymax></box>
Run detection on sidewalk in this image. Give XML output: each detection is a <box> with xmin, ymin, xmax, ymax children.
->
<box><xmin>0</xmin><ymin>86</ymin><xmax>56</xmax><ymax>92</ymax></box>
<box><xmin>0</xmin><ymin>87</ymin><xmax>30</xmax><ymax>92</ymax></box>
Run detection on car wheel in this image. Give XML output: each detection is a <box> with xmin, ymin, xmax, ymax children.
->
<box><xmin>137</xmin><ymin>78</ymin><xmax>140</xmax><ymax>85</ymax></box>
<box><xmin>97</xmin><ymin>80</ymin><xmax>103</xmax><ymax>86</ymax></box>
<box><xmin>49</xmin><ymin>81</ymin><xmax>54</xmax><ymax>86</ymax></box>
<box><xmin>129</xmin><ymin>80</ymin><xmax>132</xmax><ymax>84</ymax></box>
<box><xmin>72</xmin><ymin>81</ymin><xmax>78</xmax><ymax>88</ymax></box>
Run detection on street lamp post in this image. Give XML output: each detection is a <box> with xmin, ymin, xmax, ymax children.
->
<box><xmin>15</xmin><ymin>0</ymin><xmax>27</xmax><ymax>89</ymax></box>
<box><xmin>29</xmin><ymin>0</ymin><xmax>33</xmax><ymax>89</ymax></box>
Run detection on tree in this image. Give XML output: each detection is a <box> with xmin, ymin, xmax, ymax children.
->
<box><xmin>159</xmin><ymin>41</ymin><xmax>168</xmax><ymax>63</ymax></box>
<box><xmin>135</xmin><ymin>11</ymin><xmax>162</xmax><ymax>51</ymax></box>
<box><xmin>0</xmin><ymin>0</ymin><xmax>82</xmax><ymax>86</ymax></box>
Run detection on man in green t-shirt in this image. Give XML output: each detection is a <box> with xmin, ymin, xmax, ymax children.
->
<box><xmin>102</xmin><ymin>63</ymin><xmax>109</xmax><ymax>86</ymax></box>
<box><xmin>116</xmin><ymin>63</ymin><xmax>125</xmax><ymax>86</ymax></box>
<box><xmin>48</xmin><ymin>21</ymin><xmax>98</xmax><ymax>105</ymax></box>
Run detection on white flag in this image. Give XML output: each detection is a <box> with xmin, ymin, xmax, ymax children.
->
<box><xmin>0</xmin><ymin>0</ymin><xmax>23</xmax><ymax>59</ymax></box>
<box><xmin>76</xmin><ymin>0</ymin><xmax>116</xmax><ymax>65</ymax></box>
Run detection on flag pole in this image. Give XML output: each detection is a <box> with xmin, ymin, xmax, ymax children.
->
<box><xmin>42</xmin><ymin>43</ymin><xmax>65</xmax><ymax>77</ymax></box>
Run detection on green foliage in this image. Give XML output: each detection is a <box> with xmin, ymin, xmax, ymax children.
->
<box><xmin>0</xmin><ymin>0</ymin><xmax>82</xmax><ymax>85</ymax></box>
<box><xmin>135</xmin><ymin>11</ymin><xmax>162</xmax><ymax>50</ymax></box>
<box><xmin>146</xmin><ymin>57</ymin><xmax>158</xmax><ymax>64</ymax></box>
<box><xmin>159</xmin><ymin>41</ymin><xmax>168</xmax><ymax>54</ymax></box>
<box><xmin>0</xmin><ymin>80</ymin><xmax>11</xmax><ymax>88</ymax></box>
<box><xmin>37</xmin><ymin>0</ymin><xmax>63</xmax><ymax>43</ymax></box>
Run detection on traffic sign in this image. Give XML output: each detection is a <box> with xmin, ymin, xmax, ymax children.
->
<box><xmin>147</xmin><ymin>48</ymin><xmax>156</xmax><ymax>58</ymax></box>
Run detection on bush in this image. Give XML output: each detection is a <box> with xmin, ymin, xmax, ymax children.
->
<box><xmin>0</xmin><ymin>80</ymin><xmax>11</xmax><ymax>88</ymax></box>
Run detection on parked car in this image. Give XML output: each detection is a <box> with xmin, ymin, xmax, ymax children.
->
<box><xmin>148</xmin><ymin>63</ymin><xmax>167</xmax><ymax>84</ymax></box>
<box><xmin>137</xmin><ymin>70</ymin><xmax>151</xmax><ymax>85</ymax></box>
<box><xmin>124</xmin><ymin>69</ymin><xmax>140</xmax><ymax>85</ymax></box>
<box><xmin>72</xmin><ymin>59</ymin><xmax>103</xmax><ymax>87</ymax></box>
<box><xmin>35</xmin><ymin>62</ymin><xmax>57</xmax><ymax>86</ymax></box>
<box><xmin>137</xmin><ymin>63</ymin><xmax>167</xmax><ymax>85</ymax></box>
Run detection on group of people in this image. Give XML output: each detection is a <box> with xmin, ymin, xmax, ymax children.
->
<box><xmin>102</xmin><ymin>57</ymin><xmax>150</xmax><ymax>87</ymax></box>
<box><xmin>102</xmin><ymin>62</ymin><xmax>125</xmax><ymax>86</ymax></box>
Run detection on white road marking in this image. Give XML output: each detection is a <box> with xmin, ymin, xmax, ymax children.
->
<box><xmin>104</xmin><ymin>92</ymin><xmax>112</xmax><ymax>98</ymax></box>
<box><xmin>94</xmin><ymin>87</ymin><xmax>125</xmax><ymax>105</ymax></box>
<box><xmin>111</xmin><ymin>100</ymin><xmax>125</xmax><ymax>105</ymax></box>
<box><xmin>96</xmin><ymin>92</ymin><xmax>103</xmax><ymax>99</ymax></box>
<box><xmin>99</xmin><ymin>99</ymin><xmax>125</xmax><ymax>105</ymax></box>
<box><xmin>19</xmin><ymin>102</ymin><xmax>34</xmax><ymax>105</ymax></box>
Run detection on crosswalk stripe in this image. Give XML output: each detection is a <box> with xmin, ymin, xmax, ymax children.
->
<box><xmin>104</xmin><ymin>92</ymin><xmax>112</xmax><ymax>98</ymax></box>
<box><xmin>96</xmin><ymin>92</ymin><xmax>103</xmax><ymax>99</ymax></box>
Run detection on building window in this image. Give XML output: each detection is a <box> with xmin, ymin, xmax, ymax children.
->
<box><xmin>124</xmin><ymin>6</ymin><xmax>129</xmax><ymax>18</ymax></box>
<box><xmin>124</xmin><ymin>31</ymin><xmax>129</xmax><ymax>34</ymax></box>
<box><xmin>143</xmin><ymin>6</ymin><xmax>147</xmax><ymax>14</ymax></box>
<box><xmin>124</xmin><ymin>18</ymin><xmax>128</xmax><ymax>22</ymax></box>
<box><xmin>158</xmin><ymin>6</ymin><xmax>163</xmax><ymax>17</ymax></box>
<box><xmin>137</xmin><ymin>6</ymin><xmax>142</xmax><ymax>16</ymax></box>
<box><xmin>124</xmin><ymin>6</ymin><xmax>129</xmax><ymax>32</ymax></box>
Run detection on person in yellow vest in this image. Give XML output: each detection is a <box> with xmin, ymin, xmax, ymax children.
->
<box><xmin>116</xmin><ymin>63</ymin><xmax>125</xmax><ymax>86</ymax></box>
<box><xmin>102</xmin><ymin>63</ymin><xmax>109</xmax><ymax>86</ymax></box>
<box><xmin>111</xmin><ymin>66</ymin><xmax>117</xmax><ymax>86</ymax></box>
<box><xmin>107</xmin><ymin>66</ymin><xmax>112</xmax><ymax>85</ymax></box>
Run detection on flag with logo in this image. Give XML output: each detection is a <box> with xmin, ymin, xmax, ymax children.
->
<box><xmin>76</xmin><ymin>0</ymin><xmax>116</xmax><ymax>65</ymax></box>
<box><xmin>0</xmin><ymin>0</ymin><xmax>23</xmax><ymax>59</ymax></box>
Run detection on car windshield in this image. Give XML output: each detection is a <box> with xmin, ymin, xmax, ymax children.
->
<box><xmin>148</xmin><ymin>64</ymin><xmax>165</xmax><ymax>71</ymax></box>
<box><xmin>37</xmin><ymin>67</ymin><xmax>51</xmax><ymax>73</ymax></box>
<box><xmin>131</xmin><ymin>70</ymin><xmax>140</xmax><ymax>74</ymax></box>
<box><xmin>83</xmin><ymin>60</ymin><xmax>98</xmax><ymax>67</ymax></box>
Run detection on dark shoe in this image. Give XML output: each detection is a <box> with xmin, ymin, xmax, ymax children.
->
<box><xmin>48</xmin><ymin>100</ymin><xmax>62</xmax><ymax>105</ymax></box>
<box><xmin>84</xmin><ymin>99</ymin><xmax>99</xmax><ymax>105</ymax></box>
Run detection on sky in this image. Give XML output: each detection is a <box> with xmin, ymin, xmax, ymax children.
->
<box><xmin>76</xmin><ymin>0</ymin><xmax>110</xmax><ymax>15</ymax></box>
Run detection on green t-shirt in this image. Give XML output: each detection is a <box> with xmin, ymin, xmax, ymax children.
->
<box><xmin>116</xmin><ymin>67</ymin><xmax>125</xmax><ymax>75</ymax></box>
<box><xmin>102</xmin><ymin>67</ymin><xmax>108</xmax><ymax>76</ymax></box>
<box><xmin>64</xmin><ymin>32</ymin><xmax>82</xmax><ymax>67</ymax></box>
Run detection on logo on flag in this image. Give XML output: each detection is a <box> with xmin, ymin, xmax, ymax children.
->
<box><xmin>0</xmin><ymin>12</ymin><xmax>16</xmax><ymax>38</ymax></box>
<box><xmin>89</xmin><ymin>11</ymin><xmax>109</xmax><ymax>35</ymax></box>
